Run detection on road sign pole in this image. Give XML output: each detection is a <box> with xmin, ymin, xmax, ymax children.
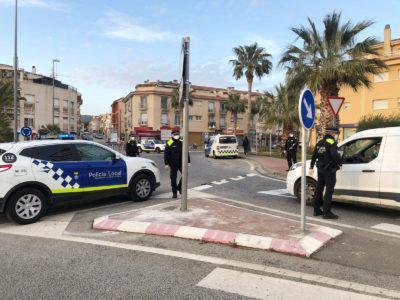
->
<box><xmin>181</xmin><ymin>37</ymin><xmax>190</xmax><ymax>212</ymax></box>
<box><xmin>300</xmin><ymin>128</ymin><xmax>307</xmax><ymax>232</ymax></box>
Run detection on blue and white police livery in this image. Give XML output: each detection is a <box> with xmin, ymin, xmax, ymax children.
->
<box><xmin>0</xmin><ymin>140</ymin><xmax>160</xmax><ymax>224</ymax></box>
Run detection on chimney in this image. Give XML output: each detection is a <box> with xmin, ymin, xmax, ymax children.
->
<box><xmin>32</xmin><ymin>66</ymin><xmax>36</xmax><ymax>74</ymax></box>
<box><xmin>384</xmin><ymin>24</ymin><xmax>391</xmax><ymax>55</ymax></box>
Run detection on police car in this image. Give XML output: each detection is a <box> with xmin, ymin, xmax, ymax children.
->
<box><xmin>0</xmin><ymin>140</ymin><xmax>160</xmax><ymax>224</ymax></box>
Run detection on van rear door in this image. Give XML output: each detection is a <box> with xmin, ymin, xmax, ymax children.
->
<box><xmin>379</xmin><ymin>134</ymin><xmax>400</xmax><ymax>207</ymax></box>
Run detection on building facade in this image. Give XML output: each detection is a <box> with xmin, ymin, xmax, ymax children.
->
<box><xmin>0</xmin><ymin>64</ymin><xmax>82</xmax><ymax>137</ymax></box>
<box><xmin>122</xmin><ymin>81</ymin><xmax>261</xmax><ymax>145</ymax></box>
<box><xmin>338</xmin><ymin>25</ymin><xmax>400</xmax><ymax>139</ymax></box>
<box><xmin>111</xmin><ymin>97</ymin><xmax>126</xmax><ymax>140</ymax></box>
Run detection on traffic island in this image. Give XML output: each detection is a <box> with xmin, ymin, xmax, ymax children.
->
<box><xmin>93</xmin><ymin>198</ymin><xmax>342</xmax><ymax>257</ymax></box>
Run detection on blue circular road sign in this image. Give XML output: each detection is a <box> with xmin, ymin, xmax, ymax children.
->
<box><xmin>21</xmin><ymin>126</ymin><xmax>32</xmax><ymax>137</ymax></box>
<box><xmin>298</xmin><ymin>89</ymin><xmax>316</xmax><ymax>130</ymax></box>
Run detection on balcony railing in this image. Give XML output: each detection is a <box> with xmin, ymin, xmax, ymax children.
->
<box><xmin>63</xmin><ymin>108</ymin><xmax>69</xmax><ymax>114</ymax></box>
<box><xmin>140</xmin><ymin>105</ymin><xmax>147</xmax><ymax>110</ymax></box>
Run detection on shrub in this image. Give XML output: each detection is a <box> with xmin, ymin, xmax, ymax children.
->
<box><xmin>357</xmin><ymin>114</ymin><xmax>400</xmax><ymax>132</ymax></box>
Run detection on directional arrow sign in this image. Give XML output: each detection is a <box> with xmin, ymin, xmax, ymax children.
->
<box><xmin>298</xmin><ymin>89</ymin><xmax>316</xmax><ymax>130</ymax></box>
<box><xmin>327</xmin><ymin>96</ymin><xmax>345</xmax><ymax>116</ymax></box>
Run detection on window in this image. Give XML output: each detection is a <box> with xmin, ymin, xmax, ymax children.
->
<box><xmin>70</xmin><ymin>101</ymin><xmax>75</xmax><ymax>114</ymax></box>
<box><xmin>21</xmin><ymin>145</ymin><xmax>77</xmax><ymax>162</ymax></box>
<box><xmin>174</xmin><ymin>114</ymin><xmax>180</xmax><ymax>125</ymax></box>
<box><xmin>189</xmin><ymin>115</ymin><xmax>194</xmax><ymax>121</ymax></box>
<box><xmin>208</xmin><ymin>101</ymin><xmax>215</xmax><ymax>112</ymax></box>
<box><xmin>25</xmin><ymin>94</ymin><xmax>35</xmax><ymax>104</ymax></box>
<box><xmin>54</xmin><ymin>116</ymin><xmax>60</xmax><ymax>124</ymax></box>
<box><xmin>54</xmin><ymin>98</ymin><xmax>60</xmax><ymax>108</ymax></box>
<box><xmin>373</xmin><ymin>72</ymin><xmax>388</xmax><ymax>82</ymax></box>
<box><xmin>161</xmin><ymin>96</ymin><xmax>168</xmax><ymax>109</ymax></box>
<box><xmin>344</xmin><ymin>102</ymin><xmax>351</xmax><ymax>110</ymax></box>
<box><xmin>161</xmin><ymin>113</ymin><xmax>168</xmax><ymax>125</ymax></box>
<box><xmin>24</xmin><ymin>118</ymin><xmax>34</xmax><ymax>127</ymax></box>
<box><xmin>220</xmin><ymin>102</ymin><xmax>226</xmax><ymax>113</ymax></box>
<box><xmin>220</xmin><ymin>117</ymin><xmax>226</xmax><ymax>127</ymax></box>
<box><xmin>76</xmin><ymin>144</ymin><xmax>114</xmax><ymax>161</ymax></box>
<box><xmin>63</xmin><ymin>100</ymin><xmax>69</xmax><ymax>108</ymax></box>
<box><xmin>140</xmin><ymin>113</ymin><xmax>148</xmax><ymax>125</ymax></box>
<box><xmin>195</xmin><ymin>116</ymin><xmax>202</xmax><ymax>121</ymax></box>
<box><xmin>219</xmin><ymin>136</ymin><xmax>237</xmax><ymax>144</ymax></box>
<box><xmin>373</xmin><ymin>99</ymin><xmax>389</xmax><ymax>110</ymax></box>
<box><xmin>339</xmin><ymin>137</ymin><xmax>382</xmax><ymax>164</ymax></box>
<box><xmin>140</xmin><ymin>96</ymin><xmax>147</xmax><ymax>109</ymax></box>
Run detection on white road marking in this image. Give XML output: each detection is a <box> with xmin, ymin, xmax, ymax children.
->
<box><xmin>258</xmin><ymin>189</ymin><xmax>295</xmax><ymax>198</ymax></box>
<box><xmin>246</xmin><ymin>173</ymin><xmax>257</xmax><ymax>177</ymax></box>
<box><xmin>197</xmin><ymin>268</ymin><xmax>384</xmax><ymax>300</ymax></box>
<box><xmin>371</xmin><ymin>223</ymin><xmax>400</xmax><ymax>234</ymax></box>
<box><xmin>0</xmin><ymin>216</ymin><xmax>398</xmax><ymax>299</ymax></box>
<box><xmin>230</xmin><ymin>176</ymin><xmax>245</xmax><ymax>181</ymax></box>
<box><xmin>211</xmin><ymin>179</ymin><xmax>229</xmax><ymax>185</ymax></box>
<box><xmin>242</xmin><ymin>159</ymin><xmax>256</xmax><ymax>171</ymax></box>
<box><xmin>192</xmin><ymin>185</ymin><xmax>213</xmax><ymax>191</ymax></box>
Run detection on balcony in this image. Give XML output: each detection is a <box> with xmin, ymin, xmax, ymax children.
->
<box><xmin>54</xmin><ymin>108</ymin><xmax>60</xmax><ymax>116</ymax></box>
<box><xmin>63</xmin><ymin>108</ymin><xmax>69</xmax><ymax>114</ymax></box>
<box><xmin>208</xmin><ymin>109</ymin><xmax>215</xmax><ymax>115</ymax></box>
<box><xmin>139</xmin><ymin>105</ymin><xmax>147</xmax><ymax>111</ymax></box>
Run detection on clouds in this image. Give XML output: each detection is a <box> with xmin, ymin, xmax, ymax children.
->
<box><xmin>98</xmin><ymin>10</ymin><xmax>179</xmax><ymax>43</ymax></box>
<box><xmin>0</xmin><ymin>0</ymin><xmax>64</xmax><ymax>10</ymax></box>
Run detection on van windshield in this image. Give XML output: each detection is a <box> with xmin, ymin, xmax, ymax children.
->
<box><xmin>219</xmin><ymin>136</ymin><xmax>237</xmax><ymax>144</ymax></box>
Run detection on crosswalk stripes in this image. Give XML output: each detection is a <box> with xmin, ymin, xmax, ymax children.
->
<box><xmin>257</xmin><ymin>189</ymin><xmax>295</xmax><ymax>198</ymax></box>
<box><xmin>371</xmin><ymin>223</ymin><xmax>400</xmax><ymax>234</ymax></box>
<box><xmin>229</xmin><ymin>176</ymin><xmax>245</xmax><ymax>181</ymax></box>
<box><xmin>211</xmin><ymin>179</ymin><xmax>229</xmax><ymax>185</ymax></box>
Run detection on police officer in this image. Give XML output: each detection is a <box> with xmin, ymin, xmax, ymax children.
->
<box><xmin>285</xmin><ymin>132</ymin><xmax>298</xmax><ymax>170</ymax></box>
<box><xmin>309</xmin><ymin>128</ymin><xmax>341</xmax><ymax>219</ymax></box>
<box><xmin>164</xmin><ymin>130</ymin><xmax>190</xmax><ymax>198</ymax></box>
<box><xmin>125</xmin><ymin>136</ymin><xmax>140</xmax><ymax>157</ymax></box>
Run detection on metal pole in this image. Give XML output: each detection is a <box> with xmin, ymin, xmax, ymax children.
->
<box><xmin>269</xmin><ymin>132</ymin><xmax>272</xmax><ymax>156</ymax></box>
<box><xmin>13</xmin><ymin>0</ymin><xmax>18</xmax><ymax>142</ymax></box>
<box><xmin>52</xmin><ymin>59</ymin><xmax>60</xmax><ymax>125</ymax></box>
<box><xmin>300</xmin><ymin>127</ymin><xmax>307</xmax><ymax>232</ymax></box>
<box><xmin>181</xmin><ymin>37</ymin><xmax>190</xmax><ymax>212</ymax></box>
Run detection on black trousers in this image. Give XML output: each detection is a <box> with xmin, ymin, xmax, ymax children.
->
<box><xmin>170</xmin><ymin>165</ymin><xmax>182</xmax><ymax>194</ymax></box>
<box><xmin>313</xmin><ymin>168</ymin><xmax>337</xmax><ymax>213</ymax></box>
<box><xmin>286</xmin><ymin>150</ymin><xmax>297</xmax><ymax>168</ymax></box>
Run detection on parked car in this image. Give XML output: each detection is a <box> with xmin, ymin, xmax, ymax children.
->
<box><xmin>205</xmin><ymin>134</ymin><xmax>239</xmax><ymax>158</ymax></box>
<box><xmin>0</xmin><ymin>140</ymin><xmax>160</xmax><ymax>224</ymax></box>
<box><xmin>286</xmin><ymin>127</ymin><xmax>400</xmax><ymax>210</ymax></box>
<box><xmin>94</xmin><ymin>133</ymin><xmax>104</xmax><ymax>139</ymax></box>
<box><xmin>138</xmin><ymin>139</ymin><xmax>166</xmax><ymax>153</ymax></box>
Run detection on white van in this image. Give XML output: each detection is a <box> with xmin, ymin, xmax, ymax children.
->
<box><xmin>286</xmin><ymin>127</ymin><xmax>400</xmax><ymax>210</ymax></box>
<box><xmin>205</xmin><ymin>134</ymin><xmax>239</xmax><ymax>158</ymax></box>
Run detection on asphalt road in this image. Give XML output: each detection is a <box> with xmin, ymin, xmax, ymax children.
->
<box><xmin>0</xmin><ymin>152</ymin><xmax>399</xmax><ymax>299</ymax></box>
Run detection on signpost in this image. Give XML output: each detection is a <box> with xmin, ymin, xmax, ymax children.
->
<box><xmin>298</xmin><ymin>89</ymin><xmax>316</xmax><ymax>232</ymax></box>
<box><xmin>327</xmin><ymin>96</ymin><xmax>345</xmax><ymax>116</ymax></box>
<box><xmin>20</xmin><ymin>126</ymin><xmax>32</xmax><ymax>139</ymax></box>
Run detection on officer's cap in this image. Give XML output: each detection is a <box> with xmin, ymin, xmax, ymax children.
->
<box><xmin>172</xmin><ymin>130</ymin><xmax>180</xmax><ymax>135</ymax></box>
<box><xmin>326</xmin><ymin>127</ymin><xmax>339</xmax><ymax>133</ymax></box>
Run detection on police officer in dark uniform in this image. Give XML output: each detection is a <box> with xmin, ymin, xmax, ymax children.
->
<box><xmin>285</xmin><ymin>133</ymin><xmax>298</xmax><ymax>170</ymax></box>
<box><xmin>125</xmin><ymin>136</ymin><xmax>140</xmax><ymax>157</ymax></box>
<box><xmin>309</xmin><ymin>128</ymin><xmax>341</xmax><ymax>219</ymax></box>
<box><xmin>164</xmin><ymin>130</ymin><xmax>190</xmax><ymax>198</ymax></box>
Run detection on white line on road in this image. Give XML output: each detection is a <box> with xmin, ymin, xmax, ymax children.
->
<box><xmin>197</xmin><ymin>268</ymin><xmax>384</xmax><ymax>300</ymax></box>
<box><xmin>230</xmin><ymin>176</ymin><xmax>245</xmax><ymax>181</ymax></box>
<box><xmin>371</xmin><ymin>223</ymin><xmax>400</xmax><ymax>234</ymax></box>
<box><xmin>0</xmin><ymin>219</ymin><xmax>397</xmax><ymax>299</ymax></box>
<box><xmin>211</xmin><ymin>179</ymin><xmax>229</xmax><ymax>185</ymax></box>
<box><xmin>258</xmin><ymin>189</ymin><xmax>295</xmax><ymax>198</ymax></box>
<box><xmin>246</xmin><ymin>173</ymin><xmax>257</xmax><ymax>177</ymax></box>
<box><xmin>192</xmin><ymin>185</ymin><xmax>213</xmax><ymax>191</ymax></box>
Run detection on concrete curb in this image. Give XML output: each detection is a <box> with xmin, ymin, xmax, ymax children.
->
<box><xmin>93</xmin><ymin>217</ymin><xmax>342</xmax><ymax>257</ymax></box>
<box><xmin>246</xmin><ymin>156</ymin><xmax>287</xmax><ymax>180</ymax></box>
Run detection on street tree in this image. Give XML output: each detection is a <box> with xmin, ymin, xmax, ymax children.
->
<box><xmin>225</xmin><ymin>93</ymin><xmax>246</xmax><ymax>136</ymax></box>
<box><xmin>171</xmin><ymin>85</ymin><xmax>193</xmax><ymax>128</ymax></box>
<box><xmin>258</xmin><ymin>84</ymin><xmax>299</xmax><ymax>150</ymax></box>
<box><xmin>0</xmin><ymin>79</ymin><xmax>14</xmax><ymax>142</ymax></box>
<box><xmin>230</xmin><ymin>43</ymin><xmax>272</xmax><ymax>135</ymax></box>
<box><xmin>280</xmin><ymin>11</ymin><xmax>386</xmax><ymax>134</ymax></box>
<box><xmin>38</xmin><ymin>124</ymin><xmax>61</xmax><ymax>136</ymax></box>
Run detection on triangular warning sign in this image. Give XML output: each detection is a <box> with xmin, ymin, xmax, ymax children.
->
<box><xmin>327</xmin><ymin>97</ymin><xmax>345</xmax><ymax>116</ymax></box>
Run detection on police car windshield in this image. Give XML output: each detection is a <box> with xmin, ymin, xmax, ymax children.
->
<box><xmin>219</xmin><ymin>136</ymin><xmax>237</xmax><ymax>144</ymax></box>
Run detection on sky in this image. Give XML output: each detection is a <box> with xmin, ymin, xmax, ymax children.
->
<box><xmin>0</xmin><ymin>0</ymin><xmax>399</xmax><ymax>115</ymax></box>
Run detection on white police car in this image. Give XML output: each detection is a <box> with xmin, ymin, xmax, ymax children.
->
<box><xmin>0</xmin><ymin>140</ymin><xmax>160</xmax><ymax>224</ymax></box>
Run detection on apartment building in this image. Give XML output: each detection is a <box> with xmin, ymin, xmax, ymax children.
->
<box><xmin>111</xmin><ymin>97</ymin><xmax>126</xmax><ymax>140</ymax></box>
<box><xmin>0</xmin><ymin>64</ymin><xmax>82</xmax><ymax>137</ymax></box>
<box><xmin>122</xmin><ymin>81</ymin><xmax>261</xmax><ymax>145</ymax></box>
<box><xmin>338</xmin><ymin>24</ymin><xmax>400</xmax><ymax>139</ymax></box>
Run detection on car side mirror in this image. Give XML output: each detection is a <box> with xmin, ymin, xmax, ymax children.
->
<box><xmin>112</xmin><ymin>153</ymin><xmax>121</xmax><ymax>160</ymax></box>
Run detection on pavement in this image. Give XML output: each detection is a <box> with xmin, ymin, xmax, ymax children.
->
<box><xmin>93</xmin><ymin>196</ymin><xmax>342</xmax><ymax>257</ymax></box>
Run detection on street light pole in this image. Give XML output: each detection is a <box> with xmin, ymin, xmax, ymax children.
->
<box><xmin>13</xmin><ymin>0</ymin><xmax>18</xmax><ymax>142</ymax></box>
<box><xmin>52</xmin><ymin>59</ymin><xmax>60</xmax><ymax>125</ymax></box>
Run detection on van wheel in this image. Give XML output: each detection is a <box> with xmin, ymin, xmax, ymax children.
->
<box><xmin>295</xmin><ymin>178</ymin><xmax>316</xmax><ymax>206</ymax></box>
<box><xmin>6</xmin><ymin>188</ymin><xmax>47</xmax><ymax>224</ymax></box>
<box><xmin>130</xmin><ymin>174</ymin><xmax>153</xmax><ymax>201</ymax></box>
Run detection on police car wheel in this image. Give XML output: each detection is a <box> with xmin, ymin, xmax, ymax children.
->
<box><xmin>295</xmin><ymin>178</ymin><xmax>316</xmax><ymax>206</ymax></box>
<box><xmin>138</xmin><ymin>147</ymin><xmax>143</xmax><ymax>153</ymax></box>
<box><xmin>6</xmin><ymin>188</ymin><xmax>47</xmax><ymax>224</ymax></box>
<box><xmin>155</xmin><ymin>147</ymin><xmax>161</xmax><ymax>153</ymax></box>
<box><xmin>130</xmin><ymin>174</ymin><xmax>153</xmax><ymax>201</ymax></box>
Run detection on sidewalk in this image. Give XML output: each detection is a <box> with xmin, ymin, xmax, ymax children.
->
<box><xmin>247</xmin><ymin>155</ymin><xmax>288</xmax><ymax>178</ymax></box>
<box><xmin>93</xmin><ymin>195</ymin><xmax>342</xmax><ymax>257</ymax></box>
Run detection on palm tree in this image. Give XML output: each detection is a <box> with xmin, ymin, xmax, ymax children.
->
<box><xmin>171</xmin><ymin>85</ymin><xmax>193</xmax><ymax>128</ymax></box>
<box><xmin>38</xmin><ymin>124</ymin><xmax>61</xmax><ymax>136</ymax></box>
<box><xmin>230</xmin><ymin>43</ymin><xmax>272</xmax><ymax>134</ymax></box>
<box><xmin>280</xmin><ymin>11</ymin><xmax>386</xmax><ymax>134</ymax></box>
<box><xmin>258</xmin><ymin>84</ymin><xmax>299</xmax><ymax>150</ymax></box>
<box><xmin>225</xmin><ymin>93</ymin><xmax>246</xmax><ymax>135</ymax></box>
<box><xmin>0</xmin><ymin>79</ymin><xmax>14</xmax><ymax>142</ymax></box>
